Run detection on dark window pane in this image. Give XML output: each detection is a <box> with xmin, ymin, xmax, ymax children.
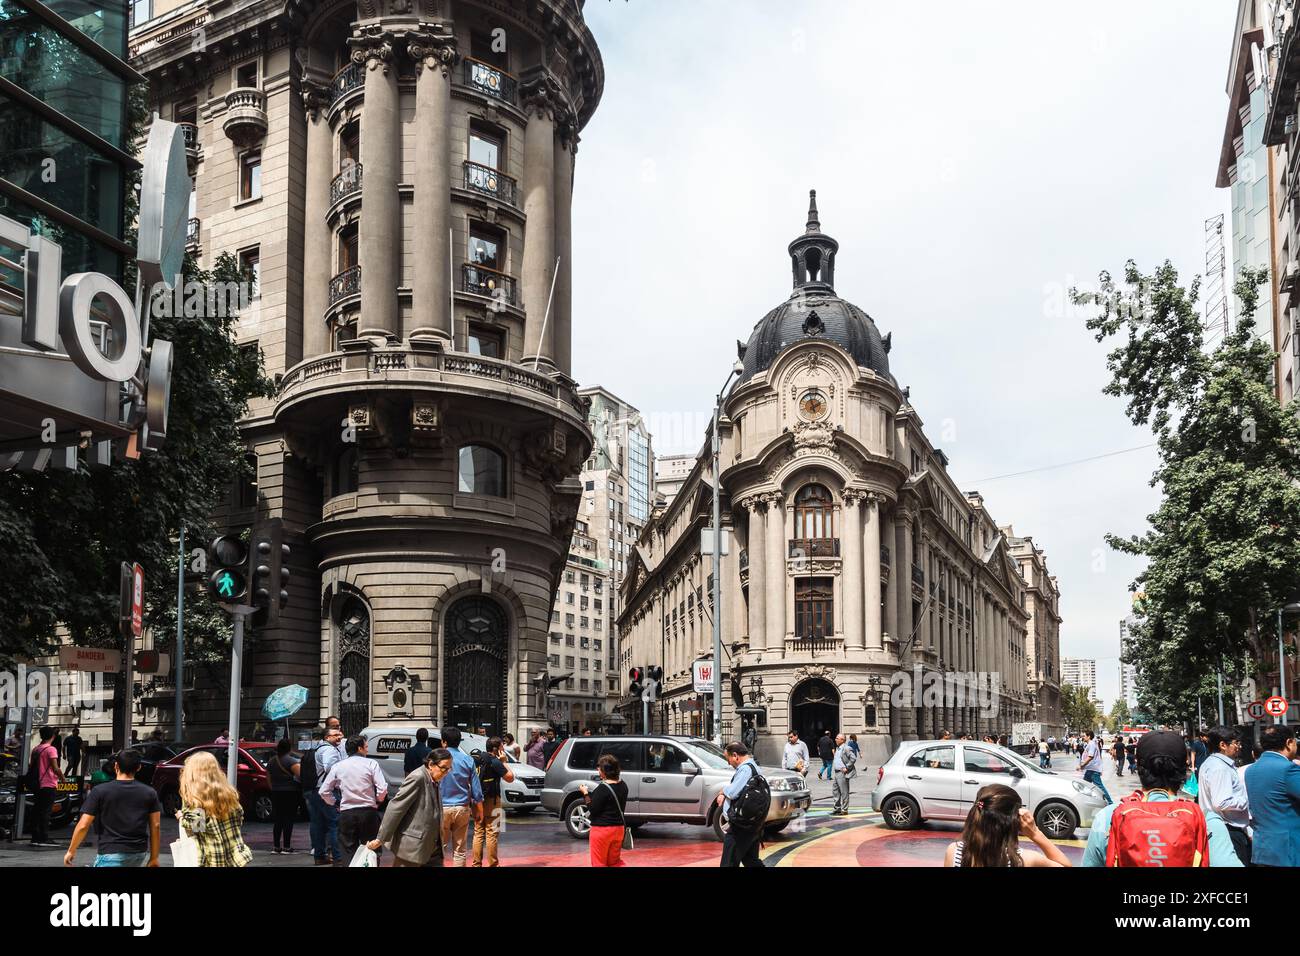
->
<box><xmin>44</xmin><ymin>0</ymin><xmax>127</xmax><ymax>58</ymax></box>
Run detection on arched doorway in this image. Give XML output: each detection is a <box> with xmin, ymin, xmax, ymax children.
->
<box><xmin>336</xmin><ymin>596</ymin><xmax>371</xmax><ymax>737</ymax></box>
<box><xmin>443</xmin><ymin>596</ymin><xmax>508</xmax><ymax>736</ymax></box>
<box><xmin>790</xmin><ymin>678</ymin><xmax>840</xmax><ymax>749</ymax></box>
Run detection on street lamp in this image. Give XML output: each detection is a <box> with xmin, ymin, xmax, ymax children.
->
<box><xmin>711</xmin><ymin>359</ymin><xmax>745</xmax><ymax>746</ymax></box>
<box><xmin>1276</xmin><ymin>596</ymin><xmax>1300</xmax><ymax>724</ymax></box>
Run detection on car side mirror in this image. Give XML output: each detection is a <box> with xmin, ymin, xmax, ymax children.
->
<box><xmin>237</xmin><ymin>763</ymin><xmax>251</xmax><ymax>772</ymax></box>
<box><xmin>680</xmin><ymin>761</ymin><xmax>698</xmax><ymax>775</ymax></box>
<box><xmin>1008</xmin><ymin>765</ymin><xmax>1024</xmax><ymax>778</ymax></box>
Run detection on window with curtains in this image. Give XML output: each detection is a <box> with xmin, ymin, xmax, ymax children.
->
<box><xmin>794</xmin><ymin>577</ymin><xmax>834</xmax><ymax>639</ymax></box>
<box><xmin>793</xmin><ymin>484</ymin><xmax>833</xmax><ymax>539</ymax></box>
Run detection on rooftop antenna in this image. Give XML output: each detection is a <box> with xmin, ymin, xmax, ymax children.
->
<box><xmin>1204</xmin><ymin>213</ymin><xmax>1227</xmax><ymax>340</ymax></box>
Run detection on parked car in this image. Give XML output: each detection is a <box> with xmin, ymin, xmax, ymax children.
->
<box><xmin>360</xmin><ymin>725</ymin><xmax>547</xmax><ymax>812</ymax></box>
<box><xmin>541</xmin><ymin>735</ymin><xmax>810</xmax><ymax>841</ymax></box>
<box><xmin>0</xmin><ymin>760</ymin><xmax>82</xmax><ymax>836</ymax></box>
<box><xmin>151</xmin><ymin>743</ymin><xmax>277</xmax><ymax>822</ymax></box>
<box><xmin>870</xmin><ymin>739</ymin><xmax>1107</xmax><ymax>839</ymax></box>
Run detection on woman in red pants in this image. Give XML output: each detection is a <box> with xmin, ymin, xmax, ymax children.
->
<box><xmin>580</xmin><ymin>754</ymin><xmax>629</xmax><ymax>867</ymax></box>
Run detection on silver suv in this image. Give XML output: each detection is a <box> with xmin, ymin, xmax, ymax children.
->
<box><xmin>541</xmin><ymin>735</ymin><xmax>810</xmax><ymax>841</ymax></box>
<box><xmin>870</xmin><ymin>739</ymin><xmax>1107</xmax><ymax>839</ymax></box>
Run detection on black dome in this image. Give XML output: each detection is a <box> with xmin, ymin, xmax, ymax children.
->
<box><xmin>738</xmin><ymin>191</ymin><xmax>893</xmax><ymax>385</ymax></box>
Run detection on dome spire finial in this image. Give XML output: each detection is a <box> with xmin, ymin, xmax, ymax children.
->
<box><xmin>805</xmin><ymin>189</ymin><xmax>821</xmax><ymax>234</ymax></box>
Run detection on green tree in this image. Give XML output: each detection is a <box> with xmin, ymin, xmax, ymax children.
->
<box><xmin>1107</xmin><ymin>699</ymin><xmax>1131</xmax><ymax>733</ymax></box>
<box><xmin>1061</xmin><ymin>683</ymin><xmax>1099</xmax><ymax>733</ymax></box>
<box><xmin>0</xmin><ymin>85</ymin><xmax>272</xmax><ymax>667</ymax></box>
<box><xmin>1074</xmin><ymin>263</ymin><xmax>1300</xmax><ymax>719</ymax></box>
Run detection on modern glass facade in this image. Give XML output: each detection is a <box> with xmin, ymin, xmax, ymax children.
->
<box><xmin>628</xmin><ymin>428</ymin><xmax>650</xmax><ymax>522</ymax></box>
<box><xmin>1230</xmin><ymin>75</ymin><xmax>1274</xmax><ymax>344</ymax></box>
<box><xmin>0</xmin><ymin>0</ymin><xmax>133</xmax><ymax>280</ymax></box>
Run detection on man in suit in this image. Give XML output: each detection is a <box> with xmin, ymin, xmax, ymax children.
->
<box><xmin>1243</xmin><ymin>725</ymin><xmax>1300</xmax><ymax>867</ymax></box>
<box><xmin>369</xmin><ymin>747</ymin><xmax>452</xmax><ymax>867</ymax></box>
<box><xmin>403</xmin><ymin>728</ymin><xmax>434</xmax><ymax>775</ymax></box>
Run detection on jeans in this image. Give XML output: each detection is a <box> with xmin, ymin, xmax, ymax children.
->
<box><xmin>1039</xmin><ymin>753</ymin><xmax>1050</xmax><ymax>768</ymax></box>
<box><xmin>306</xmin><ymin>790</ymin><xmax>341</xmax><ymax>862</ymax></box>
<box><xmin>1084</xmin><ymin>769</ymin><xmax>1113</xmax><ymax>804</ymax></box>
<box><xmin>94</xmin><ymin>851</ymin><xmax>149</xmax><ymax>867</ymax></box>
<box><xmin>720</xmin><ymin>825</ymin><xmax>764</xmax><ymax>867</ymax></box>
<box><xmin>819</xmin><ymin>759</ymin><xmax>833</xmax><ymax>780</ymax></box>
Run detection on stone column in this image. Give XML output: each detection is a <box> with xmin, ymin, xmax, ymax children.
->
<box><xmin>352</xmin><ymin>33</ymin><xmax>400</xmax><ymax>342</ymax></box>
<box><xmin>765</xmin><ymin>493</ymin><xmax>786</xmax><ymax>651</ymax></box>
<box><xmin>552</xmin><ymin>118</ymin><xmax>576</xmax><ymax>375</ymax></box>
<box><xmin>841</xmin><ymin>491</ymin><xmax>864</xmax><ymax>650</ymax></box>
<box><xmin>520</xmin><ymin>73</ymin><xmax>557</xmax><ymax>371</ymax></box>
<box><xmin>407</xmin><ymin>32</ymin><xmax>457</xmax><ymax>343</ymax></box>
<box><xmin>746</xmin><ymin>500</ymin><xmax>766</xmax><ymax>653</ymax></box>
<box><xmin>883</xmin><ymin>507</ymin><xmax>897</xmax><ymax>646</ymax></box>
<box><xmin>301</xmin><ymin>84</ymin><xmax>332</xmax><ymax>358</ymax></box>
<box><xmin>897</xmin><ymin>511</ymin><xmax>913</xmax><ymax>649</ymax></box>
<box><xmin>864</xmin><ymin>494</ymin><xmax>882</xmax><ymax>650</ymax></box>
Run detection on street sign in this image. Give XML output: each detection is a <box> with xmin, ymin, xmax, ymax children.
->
<box><xmin>131</xmin><ymin>562</ymin><xmax>144</xmax><ymax>638</ymax></box>
<box><xmin>693</xmin><ymin>659</ymin><xmax>714</xmax><ymax>694</ymax></box>
<box><xmin>1246</xmin><ymin>700</ymin><xmax>1266</xmax><ymax>721</ymax></box>
<box><xmin>1265</xmin><ymin>696</ymin><xmax>1289</xmax><ymax>718</ymax></box>
<box><xmin>58</xmin><ymin>646</ymin><xmax>122</xmax><ymax>672</ymax></box>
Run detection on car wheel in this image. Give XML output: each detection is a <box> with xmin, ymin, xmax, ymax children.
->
<box><xmin>1035</xmin><ymin>801</ymin><xmax>1078</xmax><ymax>840</ymax></box>
<box><xmin>564</xmin><ymin>797</ymin><xmax>592</xmax><ymax>838</ymax></box>
<box><xmin>160</xmin><ymin>788</ymin><xmax>182</xmax><ymax>817</ymax></box>
<box><xmin>710</xmin><ymin>808</ymin><xmax>726</xmax><ymax>842</ymax></box>
<box><xmin>253</xmin><ymin>793</ymin><xmax>274</xmax><ymax>823</ymax></box>
<box><xmin>881</xmin><ymin>794</ymin><xmax>921</xmax><ymax>830</ymax></box>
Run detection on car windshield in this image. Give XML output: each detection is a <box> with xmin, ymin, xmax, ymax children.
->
<box><xmin>682</xmin><ymin>740</ymin><xmax>732</xmax><ymax>770</ymax></box>
<box><xmin>248</xmin><ymin>749</ymin><xmax>274</xmax><ymax>768</ymax></box>
<box><xmin>995</xmin><ymin>745</ymin><xmax>1052</xmax><ymax>774</ymax></box>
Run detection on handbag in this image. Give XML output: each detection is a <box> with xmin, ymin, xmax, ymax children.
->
<box><xmin>169</xmin><ymin>832</ymin><xmax>201</xmax><ymax>867</ymax></box>
<box><xmin>602</xmin><ymin>781</ymin><xmax>633</xmax><ymax>850</ymax></box>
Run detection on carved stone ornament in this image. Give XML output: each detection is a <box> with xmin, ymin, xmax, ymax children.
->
<box><xmin>791</xmin><ymin>419</ymin><xmax>835</xmax><ymax>450</ymax></box>
<box><xmin>407</xmin><ymin>31</ymin><xmax>458</xmax><ymax>76</ymax></box>
<box><xmin>349</xmin><ymin>31</ymin><xmax>395</xmax><ymax>74</ymax></box>
<box><xmin>411</xmin><ymin>402</ymin><xmax>440</xmax><ymax>432</ymax></box>
<box><xmin>792</xmin><ymin>664</ymin><xmax>839</xmax><ymax>686</ymax></box>
<box><xmin>300</xmin><ymin>81</ymin><xmax>328</xmax><ymax>118</ymax></box>
<box><xmin>519</xmin><ymin>70</ymin><xmax>565</xmax><ymax>121</ymax></box>
<box><xmin>349</xmin><ymin>403</ymin><xmax>372</xmax><ymax>430</ymax></box>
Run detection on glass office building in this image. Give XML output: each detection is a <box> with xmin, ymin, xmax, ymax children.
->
<box><xmin>1229</xmin><ymin>73</ymin><xmax>1274</xmax><ymax>347</ymax></box>
<box><xmin>0</xmin><ymin>0</ymin><xmax>136</xmax><ymax>280</ymax></box>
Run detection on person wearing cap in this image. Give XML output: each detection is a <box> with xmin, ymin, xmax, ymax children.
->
<box><xmin>1242</xmin><ymin>725</ymin><xmax>1300</xmax><ymax>867</ymax></box>
<box><xmin>1080</xmin><ymin>731</ymin><xmax>1242</xmax><ymax>867</ymax></box>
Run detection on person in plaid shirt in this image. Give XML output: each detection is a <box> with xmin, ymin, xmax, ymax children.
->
<box><xmin>177</xmin><ymin>750</ymin><xmax>253</xmax><ymax>867</ymax></box>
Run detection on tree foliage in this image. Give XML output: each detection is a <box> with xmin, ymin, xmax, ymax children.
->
<box><xmin>1074</xmin><ymin>262</ymin><xmax>1300</xmax><ymax>724</ymax></box>
<box><xmin>1061</xmin><ymin>683</ymin><xmax>1099</xmax><ymax>733</ymax></box>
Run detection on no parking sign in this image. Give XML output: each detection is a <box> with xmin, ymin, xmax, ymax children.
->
<box><xmin>1265</xmin><ymin>696</ymin><xmax>1289</xmax><ymax>718</ymax></box>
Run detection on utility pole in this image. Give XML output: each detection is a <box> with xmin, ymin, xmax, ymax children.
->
<box><xmin>1216</xmin><ymin>659</ymin><xmax>1225</xmax><ymax>726</ymax></box>
<box><xmin>175</xmin><ymin>527</ymin><xmax>185</xmax><ymax>743</ymax></box>
<box><xmin>711</xmin><ymin>361</ymin><xmax>744</xmax><ymax>745</ymax></box>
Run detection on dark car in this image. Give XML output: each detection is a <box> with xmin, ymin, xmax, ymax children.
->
<box><xmin>0</xmin><ymin>759</ymin><xmax>83</xmax><ymax>837</ymax></box>
<box><xmin>150</xmin><ymin>743</ymin><xmax>277</xmax><ymax>822</ymax></box>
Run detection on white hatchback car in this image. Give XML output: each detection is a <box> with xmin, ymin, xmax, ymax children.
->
<box><xmin>870</xmin><ymin>739</ymin><xmax>1107</xmax><ymax>839</ymax></box>
<box><xmin>360</xmin><ymin>725</ymin><xmax>546</xmax><ymax>812</ymax></box>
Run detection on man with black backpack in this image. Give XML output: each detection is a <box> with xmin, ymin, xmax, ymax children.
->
<box><xmin>716</xmin><ymin>741</ymin><xmax>770</xmax><ymax>868</ymax></box>
<box><xmin>470</xmin><ymin>736</ymin><xmax>514</xmax><ymax>866</ymax></box>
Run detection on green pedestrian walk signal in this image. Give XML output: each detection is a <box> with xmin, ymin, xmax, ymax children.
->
<box><xmin>207</xmin><ymin>533</ymin><xmax>248</xmax><ymax>605</ymax></box>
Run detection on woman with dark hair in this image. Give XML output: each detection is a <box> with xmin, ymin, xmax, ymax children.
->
<box><xmin>944</xmin><ymin>784</ymin><xmax>1071</xmax><ymax>867</ymax></box>
<box><xmin>579</xmin><ymin>754</ymin><xmax>629</xmax><ymax>867</ymax></box>
<box><xmin>267</xmin><ymin>737</ymin><xmax>301</xmax><ymax>854</ymax></box>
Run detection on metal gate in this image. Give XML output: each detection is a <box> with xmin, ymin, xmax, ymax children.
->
<box><xmin>444</xmin><ymin>596</ymin><xmax>507</xmax><ymax>735</ymax></box>
<box><xmin>337</xmin><ymin>596</ymin><xmax>370</xmax><ymax>737</ymax></box>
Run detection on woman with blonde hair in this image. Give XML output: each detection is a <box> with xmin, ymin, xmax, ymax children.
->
<box><xmin>177</xmin><ymin>750</ymin><xmax>253</xmax><ymax>867</ymax></box>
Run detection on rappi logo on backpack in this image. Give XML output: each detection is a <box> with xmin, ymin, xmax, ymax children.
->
<box><xmin>1142</xmin><ymin>827</ymin><xmax>1170</xmax><ymax>866</ymax></box>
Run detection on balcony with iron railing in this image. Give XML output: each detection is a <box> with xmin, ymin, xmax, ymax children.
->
<box><xmin>186</xmin><ymin>217</ymin><xmax>199</xmax><ymax>250</ymax></box>
<box><xmin>459</xmin><ymin>57</ymin><xmax>518</xmax><ymax>105</ymax></box>
<box><xmin>328</xmin><ymin>265</ymin><xmax>360</xmax><ymax>306</ymax></box>
<box><xmin>222</xmin><ymin>87</ymin><xmax>267</xmax><ymax>146</ymax></box>
<box><xmin>462</xmin><ymin>160</ymin><xmax>517</xmax><ymax>206</ymax></box>
<box><xmin>789</xmin><ymin>538</ymin><xmax>840</xmax><ymax>558</ymax></box>
<box><xmin>331</xmin><ymin>61</ymin><xmax>365</xmax><ymax>107</ymax></box>
<box><xmin>330</xmin><ymin>162</ymin><xmax>363</xmax><ymax>207</ymax></box>
<box><xmin>880</xmin><ymin>544</ymin><xmax>891</xmax><ymax>567</ymax></box>
<box><xmin>178</xmin><ymin>122</ymin><xmax>200</xmax><ymax>166</ymax></box>
<box><xmin>786</xmin><ymin>634</ymin><xmax>840</xmax><ymax>654</ymax></box>
<box><xmin>912</xmin><ymin>564</ymin><xmax>925</xmax><ymax>588</ymax></box>
<box><xmin>461</xmin><ymin>262</ymin><xmax>517</xmax><ymax>306</ymax></box>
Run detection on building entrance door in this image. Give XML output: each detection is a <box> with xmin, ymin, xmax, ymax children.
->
<box><xmin>444</xmin><ymin>597</ymin><xmax>508</xmax><ymax>736</ymax></box>
<box><xmin>790</xmin><ymin>678</ymin><xmax>840</xmax><ymax>748</ymax></box>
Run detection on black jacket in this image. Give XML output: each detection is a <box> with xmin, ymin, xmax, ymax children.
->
<box><xmin>817</xmin><ymin>735</ymin><xmax>835</xmax><ymax>761</ymax></box>
<box><xmin>404</xmin><ymin>742</ymin><xmax>432</xmax><ymax>775</ymax></box>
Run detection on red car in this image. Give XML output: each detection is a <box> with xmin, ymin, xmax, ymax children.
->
<box><xmin>151</xmin><ymin>743</ymin><xmax>277</xmax><ymax>822</ymax></box>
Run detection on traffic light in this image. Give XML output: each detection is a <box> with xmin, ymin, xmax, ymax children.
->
<box><xmin>644</xmin><ymin>665</ymin><xmax>663</xmax><ymax>703</ymax></box>
<box><xmin>248</xmin><ymin>518</ymin><xmax>290</xmax><ymax>627</ymax></box>
<box><xmin>628</xmin><ymin>666</ymin><xmax>643</xmax><ymax>700</ymax></box>
<box><xmin>207</xmin><ymin>534</ymin><xmax>248</xmax><ymax>605</ymax></box>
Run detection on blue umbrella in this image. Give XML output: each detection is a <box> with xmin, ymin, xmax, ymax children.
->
<box><xmin>262</xmin><ymin>684</ymin><xmax>309</xmax><ymax>722</ymax></box>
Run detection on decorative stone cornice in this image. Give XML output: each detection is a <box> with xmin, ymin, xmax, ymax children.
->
<box><xmin>842</xmin><ymin>488</ymin><xmax>867</xmax><ymax>507</ymax></box>
<box><xmin>406</xmin><ymin>30</ymin><xmax>458</xmax><ymax>77</ymax></box>
<box><xmin>519</xmin><ymin>68</ymin><xmax>566</xmax><ymax>122</ymax></box>
<box><xmin>349</xmin><ymin>28</ymin><xmax>397</xmax><ymax>75</ymax></box>
<box><xmin>791</xmin><ymin>419</ymin><xmax>835</xmax><ymax>450</ymax></box>
<box><xmin>300</xmin><ymin>80</ymin><xmax>329</xmax><ymax>119</ymax></box>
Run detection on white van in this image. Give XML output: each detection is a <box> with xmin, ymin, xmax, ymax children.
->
<box><xmin>360</xmin><ymin>725</ymin><xmax>545</xmax><ymax>812</ymax></box>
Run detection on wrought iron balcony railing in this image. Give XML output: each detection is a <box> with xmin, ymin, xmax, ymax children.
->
<box><xmin>186</xmin><ymin>217</ymin><xmax>199</xmax><ymax>249</ymax></box>
<box><xmin>739</xmin><ymin>549</ymin><xmax>749</xmax><ymax>571</ymax></box>
<box><xmin>789</xmin><ymin>538</ymin><xmax>839</xmax><ymax>558</ymax></box>
<box><xmin>463</xmin><ymin>160</ymin><xmax>517</xmax><ymax>206</ymax></box>
<box><xmin>328</xmin><ymin>265</ymin><xmax>360</xmax><ymax>305</ymax></box>
<box><xmin>331</xmin><ymin>62</ymin><xmax>364</xmax><ymax>105</ymax></box>
<box><xmin>330</xmin><ymin>162</ymin><xmax>362</xmax><ymax>205</ymax></box>
<box><xmin>461</xmin><ymin>57</ymin><xmax>517</xmax><ymax>104</ymax></box>
<box><xmin>880</xmin><ymin>544</ymin><xmax>891</xmax><ymax>567</ymax></box>
<box><xmin>461</xmin><ymin>262</ymin><xmax>517</xmax><ymax>305</ymax></box>
<box><xmin>912</xmin><ymin>565</ymin><xmax>925</xmax><ymax>588</ymax></box>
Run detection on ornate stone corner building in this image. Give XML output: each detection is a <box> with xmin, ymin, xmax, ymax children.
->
<box><xmin>129</xmin><ymin>0</ymin><xmax>602</xmax><ymax>735</ymax></box>
<box><xmin>617</xmin><ymin>195</ymin><xmax>1039</xmax><ymax>765</ymax></box>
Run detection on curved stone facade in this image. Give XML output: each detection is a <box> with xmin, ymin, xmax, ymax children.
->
<box><xmin>131</xmin><ymin>0</ymin><xmax>602</xmax><ymax>736</ymax></box>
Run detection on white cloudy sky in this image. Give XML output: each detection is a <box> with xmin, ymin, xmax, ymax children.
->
<box><xmin>569</xmin><ymin>0</ymin><xmax>1237</xmax><ymax>707</ymax></box>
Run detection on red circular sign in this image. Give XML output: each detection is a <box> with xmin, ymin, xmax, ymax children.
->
<box><xmin>1265</xmin><ymin>696</ymin><xmax>1289</xmax><ymax>717</ymax></box>
<box><xmin>1247</xmin><ymin>700</ymin><xmax>1266</xmax><ymax>719</ymax></box>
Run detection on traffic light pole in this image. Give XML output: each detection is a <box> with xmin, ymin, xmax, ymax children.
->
<box><xmin>175</xmin><ymin>527</ymin><xmax>185</xmax><ymax>743</ymax></box>
<box><xmin>225</xmin><ymin>609</ymin><xmax>248</xmax><ymax>787</ymax></box>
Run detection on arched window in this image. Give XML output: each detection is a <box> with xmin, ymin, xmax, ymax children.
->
<box><xmin>793</xmin><ymin>484</ymin><xmax>834</xmax><ymax>541</ymax></box>
<box><xmin>458</xmin><ymin>444</ymin><xmax>506</xmax><ymax>497</ymax></box>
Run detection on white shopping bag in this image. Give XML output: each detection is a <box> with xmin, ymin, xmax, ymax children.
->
<box><xmin>350</xmin><ymin>845</ymin><xmax>379</xmax><ymax>868</ymax></box>
<box><xmin>170</xmin><ymin>834</ymin><xmax>201</xmax><ymax>867</ymax></box>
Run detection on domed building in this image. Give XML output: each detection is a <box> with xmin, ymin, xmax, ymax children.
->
<box><xmin>617</xmin><ymin>194</ymin><xmax>1042</xmax><ymax>764</ymax></box>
